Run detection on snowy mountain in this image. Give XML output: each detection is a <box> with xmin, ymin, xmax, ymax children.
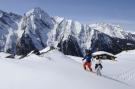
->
<box><xmin>0</xmin><ymin>7</ymin><xmax>135</xmax><ymax>56</ymax></box>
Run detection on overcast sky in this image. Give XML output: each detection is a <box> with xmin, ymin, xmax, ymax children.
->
<box><xmin>0</xmin><ymin>0</ymin><xmax>135</xmax><ymax>31</ymax></box>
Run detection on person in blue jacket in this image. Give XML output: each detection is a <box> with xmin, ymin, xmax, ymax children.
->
<box><xmin>82</xmin><ymin>49</ymin><xmax>93</xmax><ymax>71</ymax></box>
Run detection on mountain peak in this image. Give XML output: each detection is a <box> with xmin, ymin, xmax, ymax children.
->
<box><xmin>25</xmin><ymin>7</ymin><xmax>47</xmax><ymax>17</ymax></box>
<box><xmin>53</xmin><ymin>16</ymin><xmax>65</xmax><ymax>23</ymax></box>
<box><xmin>24</xmin><ymin>7</ymin><xmax>53</xmax><ymax>28</ymax></box>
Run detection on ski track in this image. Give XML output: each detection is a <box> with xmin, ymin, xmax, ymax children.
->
<box><xmin>102</xmin><ymin>66</ymin><xmax>135</xmax><ymax>88</ymax></box>
<box><xmin>85</xmin><ymin>70</ymin><xmax>131</xmax><ymax>87</ymax></box>
<box><xmin>113</xmin><ymin>67</ymin><xmax>135</xmax><ymax>81</ymax></box>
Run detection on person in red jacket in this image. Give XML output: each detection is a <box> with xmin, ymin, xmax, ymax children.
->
<box><xmin>82</xmin><ymin>49</ymin><xmax>93</xmax><ymax>71</ymax></box>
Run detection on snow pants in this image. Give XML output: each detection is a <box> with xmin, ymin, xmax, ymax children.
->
<box><xmin>83</xmin><ymin>61</ymin><xmax>92</xmax><ymax>71</ymax></box>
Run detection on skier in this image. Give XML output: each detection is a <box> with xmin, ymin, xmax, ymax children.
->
<box><xmin>94</xmin><ymin>56</ymin><xmax>103</xmax><ymax>76</ymax></box>
<box><xmin>82</xmin><ymin>49</ymin><xmax>93</xmax><ymax>71</ymax></box>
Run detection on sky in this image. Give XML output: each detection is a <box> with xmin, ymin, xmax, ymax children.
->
<box><xmin>0</xmin><ymin>0</ymin><xmax>135</xmax><ymax>31</ymax></box>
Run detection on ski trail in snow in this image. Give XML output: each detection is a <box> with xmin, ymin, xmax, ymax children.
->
<box><xmin>102</xmin><ymin>66</ymin><xmax>135</xmax><ymax>88</ymax></box>
<box><xmin>112</xmin><ymin>67</ymin><xmax>135</xmax><ymax>81</ymax></box>
<box><xmin>88</xmin><ymin>70</ymin><xmax>131</xmax><ymax>87</ymax></box>
<box><xmin>101</xmin><ymin>75</ymin><xmax>130</xmax><ymax>86</ymax></box>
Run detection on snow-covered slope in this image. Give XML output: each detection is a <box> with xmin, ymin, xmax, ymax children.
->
<box><xmin>0</xmin><ymin>49</ymin><xmax>135</xmax><ymax>89</ymax></box>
